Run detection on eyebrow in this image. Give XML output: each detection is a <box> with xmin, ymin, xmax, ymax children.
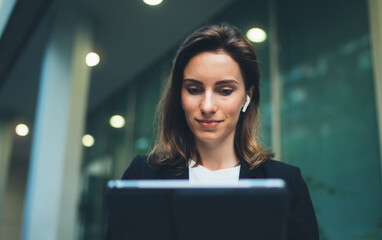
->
<box><xmin>183</xmin><ymin>79</ymin><xmax>239</xmax><ymax>85</ymax></box>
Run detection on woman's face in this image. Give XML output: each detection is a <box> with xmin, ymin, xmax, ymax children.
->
<box><xmin>181</xmin><ymin>51</ymin><xmax>247</xmax><ymax>145</ymax></box>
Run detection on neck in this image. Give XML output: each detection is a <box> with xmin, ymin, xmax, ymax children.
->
<box><xmin>194</xmin><ymin>135</ymin><xmax>239</xmax><ymax>171</ymax></box>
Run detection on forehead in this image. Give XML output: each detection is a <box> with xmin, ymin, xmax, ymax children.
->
<box><xmin>183</xmin><ymin>51</ymin><xmax>244</xmax><ymax>85</ymax></box>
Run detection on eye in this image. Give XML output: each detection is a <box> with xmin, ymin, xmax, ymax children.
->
<box><xmin>187</xmin><ymin>88</ymin><xmax>201</xmax><ymax>94</ymax></box>
<box><xmin>219</xmin><ymin>89</ymin><xmax>233</xmax><ymax>96</ymax></box>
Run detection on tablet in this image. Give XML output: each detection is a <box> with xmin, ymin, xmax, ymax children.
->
<box><xmin>107</xmin><ymin>179</ymin><xmax>287</xmax><ymax>240</ymax></box>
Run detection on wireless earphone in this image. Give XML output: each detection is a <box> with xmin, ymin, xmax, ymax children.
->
<box><xmin>242</xmin><ymin>95</ymin><xmax>250</xmax><ymax>112</ymax></box>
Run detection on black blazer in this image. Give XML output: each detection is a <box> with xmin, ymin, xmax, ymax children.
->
<box><xmin>108</xmin><ymin>155</ymin><xmax>319</xmax><ymax>240</ymax></box>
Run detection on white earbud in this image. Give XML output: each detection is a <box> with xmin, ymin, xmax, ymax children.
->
<box><xmin>242</xmin><ymin>95</ymin><xmax>250</xmax><ymax>113</ymax></box>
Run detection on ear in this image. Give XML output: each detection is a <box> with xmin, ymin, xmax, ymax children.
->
<box><xmin>247</xmin><ymin>86</ymin><xmax>254</xmax><ymax>100</ymax></box>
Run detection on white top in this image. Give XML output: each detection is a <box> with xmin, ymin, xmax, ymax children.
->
<box><xmin>188</xmin><ymin>160</ymin><xmax>241</xmax><ymax>184</ymax></box>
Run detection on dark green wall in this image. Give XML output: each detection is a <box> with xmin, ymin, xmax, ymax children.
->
<box><xmin>278</xmin><ymin>0</ymin><xmax>382</xmax><ymax>239</ymax></box>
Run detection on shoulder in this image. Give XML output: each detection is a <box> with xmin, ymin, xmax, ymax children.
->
<box><xmin>121</xmin><ymin>155</ymin><xmax>160</xmax><ymax>179</ymax></box>
<box><xmin>250</xmin><ymin>159</ymin><xmax>300</xmax><ymax>180</ymax></box>
<box><xmin>256</xmin><ymin>159</ymin><xmax>307</xmax><ymax>196</ymax></box>
<box><xmin>261</xmin><ymin>159</ymin><xmax>298</xmax><ymax>174</ymax></box>
<box><xmin>121</xmin><ymin>155</ymin><xmax>186</xmax><ymax>180</ymax></box>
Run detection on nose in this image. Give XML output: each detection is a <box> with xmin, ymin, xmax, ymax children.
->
<box><xmin>200</xmin><ymin>91</ymin><xmax>217</xmax><ymax>115</ymax></box>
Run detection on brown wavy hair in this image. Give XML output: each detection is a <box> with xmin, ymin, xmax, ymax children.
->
<box><xmin>149</xmin><ymin>23</ymin><xmax>274</xmax><ymax>170</ymax></box>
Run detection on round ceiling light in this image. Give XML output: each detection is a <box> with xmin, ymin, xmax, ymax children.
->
<box><xmin>246</xmin><ymin>28</ymin><xmax>267</xmax><ymax>43</ymax></box>
<box><xmin>86</xmin><ymin>52</ymin><xmax>100</xmax><ymax>67</ymax></box>
<box><xmin>110</xmin><ymin>115</ymin><xmax>125</xmax><ymax>128</ymax></box>
<box><xmin>143</xmin><ymin>0</ymin><xmax>163</xmax><ymax>6</ymax></box>
<box><xmin>82</xmin><ymin>134</ymin><xmax>95</xmax><ymax>147</ymax></box>
<box><xmin>15</xmin><ymin>123</ymin><xmax>29</xmax><ymax>136</ymax></box>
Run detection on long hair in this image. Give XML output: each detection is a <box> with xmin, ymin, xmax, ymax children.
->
<box><xmin>149</xmin><ymin>23</ymin><xmax>274</xmax><ymax>170</ymax></box>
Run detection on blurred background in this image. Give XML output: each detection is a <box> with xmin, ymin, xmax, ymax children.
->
<box><xmin>0</xmin><ymin>0</ymin><xmax>382</xmax><ymax>239</ymax></box>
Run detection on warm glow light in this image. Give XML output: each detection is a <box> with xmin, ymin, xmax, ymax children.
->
<box><xmin>143</xmin><ymin>0</ymin><xmax>163</xmax><ymax>6</ymax></box>
<box><xmin>86</xmin><ymin>52</ymin><xmax>100</xmax><ymax>67</ymax></box>
<box><xmin>110</xmin><ymin>115</ymin><xmax>125</xmax><ymax>128</ymax></box>
<box><xmin>15</xmin><ymin>124</ymin><xmax>29</xmax><ymax>136</ymax></box>
<box><xmin>246</xmin><ymin>28</ymin><xmax>267</xmax><ymax>43</ymax></box>
<box><xmin>82</xmin><ymin>134</ymin><xmax>94</xmax><ymax>147</ymax></box>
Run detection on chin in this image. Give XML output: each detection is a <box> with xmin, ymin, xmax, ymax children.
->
<box><xmin>194</xmin><ymin>133</ymin><xmax>223</xmax><ymax>143</ymax></box>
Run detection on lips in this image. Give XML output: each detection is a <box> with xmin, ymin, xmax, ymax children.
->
<box><xmin>196</xmin><ymin>119</ymin><xmax>223</xmax><ymax>128</ymax></box>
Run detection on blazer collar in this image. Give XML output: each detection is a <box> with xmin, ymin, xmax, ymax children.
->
<box><xmin>163</xmin><ymin>159</ymin><xmax>266</xmax><ymax>179</ymax></box>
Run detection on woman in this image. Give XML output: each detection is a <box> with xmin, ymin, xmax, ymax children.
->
<box><xmin>120</xmin><ymin>23</ymin><xmax>319</xmax><ymax>239</ymax></box>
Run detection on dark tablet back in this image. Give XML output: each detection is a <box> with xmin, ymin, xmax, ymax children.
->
<box><xmin>107</xmin><ymin>180</ymin><xmax>287</xmax><ymax>240</ymax></box>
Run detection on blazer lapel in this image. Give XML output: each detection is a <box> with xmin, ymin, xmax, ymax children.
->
<box><xmin>239</xmin><ymin>160</ymin><xmax>266</xmax><ymax>179</ymax></box>
<box><xmin>163</xmin><ymin>164</ymin><xmax>189</xmax><ymax>179</ymax></box>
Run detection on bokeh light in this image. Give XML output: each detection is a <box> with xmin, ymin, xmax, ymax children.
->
<box><xmin>110</xmin><ymin>115</ymin><xmax>125</xmax><ymax>128</ymax></box>
<box><xmin>246</xmin><ymin>28</ymin><xmax>267</xmax><ymax>43</ymax></box>
<box><xmin>15</xmin><ymin>123</ymin><xmax>29</xmax><ymax>136</ymax></box>
<box><xmin>143</xmin><ymin>0</ymin><xmax>163</xmax><ymax>6</ymax></box>
<box><xmin>82</xmin><ymin>134</ymin><xmax>95</xmax><ymax>147</ymax></box>
<box><xmin>86</xmin><ymin>52</ymin><xmax>100</xmax><ymax>67</ymax></box>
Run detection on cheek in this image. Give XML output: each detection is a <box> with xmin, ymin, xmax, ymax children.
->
<box><xmin>224</xmin><ymin>99</ymin><xmax>243</xmax><ymax>118</ymax></box>
<box><xmin>181</xmin><ymin>91</ymin><xmax>195</xmax><ymax>116</ymax></box>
